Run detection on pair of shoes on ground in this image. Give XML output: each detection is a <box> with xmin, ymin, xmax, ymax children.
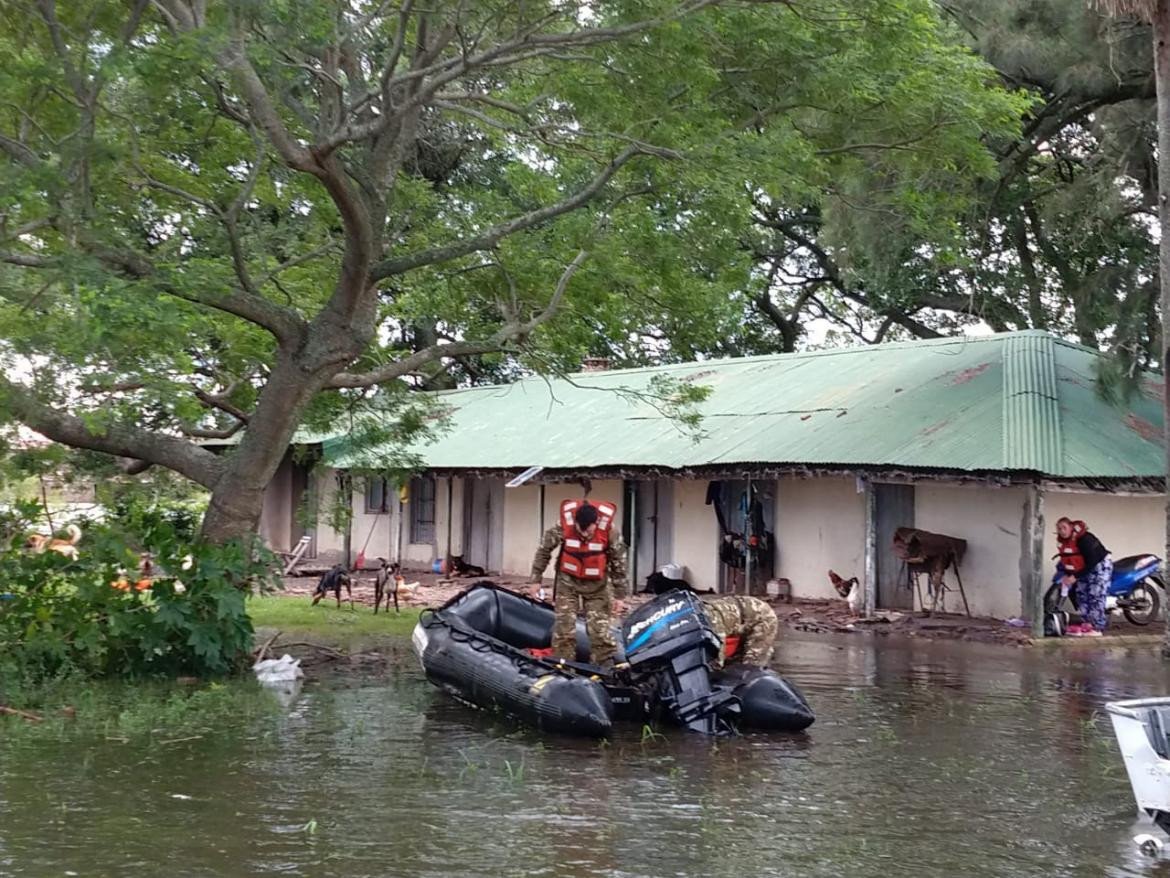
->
<box><xmin>1066</xmin><ymin>623</ymin><xmax>1103</xmax><ymax>637</ymax></box>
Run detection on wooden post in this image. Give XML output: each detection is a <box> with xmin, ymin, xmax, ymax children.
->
<box><xmin>744</xmin><ymin>475</ymin><xmax>753</xmax><ymax>596</ymax></box>
<box><xmin>394</xmin><ymin>485</ymin><xmax>404</xmax><ymax>566</ymax></box>
<box><xmin>538</xmin><ymin>483</ymin><xmax>545</xmax><ymax>540</ymax></box>
<box><xmin>863</xmin><ymin>478</ymin><xmax>876</xmax><ymax>618</ymax></box>
<box><xmin>1156</xmin><ymin>0</ymin><xmax>1170</xmax><ymax>660</ymax></box>
<box><xmin>628</xmin><ymin>480</ymin><xmax>638</xmax><ymax>590</ymax></box>
<box><xmin>445</xmin><ymin>477</ymin><xmax>453</xmax><ymax>562</ymax></box>
<box><xmin>341</xmin><ymin>473</ymin><xmax>352</xmax><ymax>567</ymax></box>
<box><xmin>1020</xmin><ymin>484</ymin><xmax>1045</xmax><ymax>638</ymax></box>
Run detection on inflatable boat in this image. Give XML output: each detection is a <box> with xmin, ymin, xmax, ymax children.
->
<box><xmin>412</xmin><ymin>582</ymin><xmax>814</xmax><ymax>737</ymax></box>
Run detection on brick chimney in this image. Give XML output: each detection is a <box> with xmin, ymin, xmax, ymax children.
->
<box><xmin>581</xmin><ymin>356</ymin><xmax>611</xmax><ymax>372</ymax></box>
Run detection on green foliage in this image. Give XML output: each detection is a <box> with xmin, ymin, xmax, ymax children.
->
<box><xmin>939</xmin><ymin>1</ymin><xmax>1161</xmax><ymax>359</ymax></box>
<box><xmin>0</xmin><ymin>503</ymin><xmax>278</xmax><ymax>702</ymax></box>
<box><xmin>0</xmin><ymin>1</ymin><xmax>1024</xmax><ymax>447</ymax></box>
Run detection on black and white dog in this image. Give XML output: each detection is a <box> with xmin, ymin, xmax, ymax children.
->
<box><xmin>641</xmin><ymin>570</ymin><xmax>714</xmax><ymax>596</ymax></box>
<box><xmin>311</xmin><ymin>563</ymin><xmax>354</xmax><ymax>608</ymax></box>
<box><xmin>373</xmin><ymin>558</ymin><xmax>401</xmax><ymax>614</ymax></box>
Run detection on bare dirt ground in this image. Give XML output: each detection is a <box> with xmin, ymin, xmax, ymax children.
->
<box><xmin>275</xmin><ymin>566</ymin><xmax>1131</xmax><ymax>647</ymax></box>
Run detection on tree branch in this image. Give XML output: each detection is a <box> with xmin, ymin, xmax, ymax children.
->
<box><xmin>332</xmin><ymin>249</ymin><xmax>587</xmax><ymax>388</ymax></box>
<box><xmin>0</xmin><ymin>132</ymin><xmax>40</xmax><ymax>167</ymax></box>
<box><xmin>0</xmin><ymin>375</ymin><xmax>224</xmax><ymax>489</ymax></box>
<box><xmin>191</xmin><ymin>385</ymin><xmax>251</xmax><ymax>424</ymax></box>
<box><xmin>1</xmin><ymin>237</ymin><xmax>307</xmax><ymax>344</ymax></box>
<box><xmin>371</xmin><ymin>146</ymin><xmax>649</xmax><ymax>280</ymax></box>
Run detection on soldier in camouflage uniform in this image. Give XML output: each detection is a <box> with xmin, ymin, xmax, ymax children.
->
<box><xmin>530</xmin><ymin>501</ymin><xmax>628</xmax><ymax>664</ymax></box>
<box><xmin>701</xmin><ymin>595</ymin><xmax>778</xmax><ymax>668</ymax></box>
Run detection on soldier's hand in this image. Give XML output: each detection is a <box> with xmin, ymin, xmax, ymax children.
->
<box><xmin>612</xmin><ymin>599</ymin><xmax>627</xmax><ymax>616</ymax></box>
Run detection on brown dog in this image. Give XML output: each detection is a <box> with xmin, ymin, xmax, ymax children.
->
<box><xmin>25</xmin><ymin>524</ymin><xmax>82</xmax><ymax>560</ymax></box>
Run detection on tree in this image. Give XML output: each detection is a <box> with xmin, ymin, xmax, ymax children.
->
<box><xmin>0</xmin><ymin>0</ymin><xmax>1022</xmax><ymax>542</ymax></box>
<box><xmin>0</xmin><ymin>0</ymin><xmax>728</xmax><ymax>542</ymax></box>
<box><xmin>1090</xmin><ymin>0</ymin><xmax>1170</xmax><ymax>659</ymax></box>
<box><xmin>714</xmin><ymin>0</ymin><xmax>1164</xmax><ymax>354</ymax></box>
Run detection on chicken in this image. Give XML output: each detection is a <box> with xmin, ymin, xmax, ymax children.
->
<box><xmin>828</xmin><ymin>569</ymin><xmax>858</xmax><ymax>598</ymax></box>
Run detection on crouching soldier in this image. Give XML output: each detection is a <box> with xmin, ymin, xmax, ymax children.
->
<box><xmin>530</xmin><ymin>499</ymin><xmax>628</xmax><ymax>664</ymax></box>
<box><xmin>701</xmin><ymin>595</ymin><xmax>778</xmax><ymax>667</ymax></box>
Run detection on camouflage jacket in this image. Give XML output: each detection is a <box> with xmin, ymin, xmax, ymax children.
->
<box><xmin>701</xmin><ymin>595</ymin><xmax>775</xmax><ymax>638</ymax></box>
<box><xmin>530</xmin><ymin>525</ymin><xmax>629</xmax><ymax>598</ymax></box>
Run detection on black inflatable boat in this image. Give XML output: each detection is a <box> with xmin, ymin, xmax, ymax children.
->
<box><xmin>412</xmin><ymin>584</ymin><xmax>615</xmax><ymax>736</ymax></box>
<box><xmin>412</xmin><ymin>582</ymin><xmax>814</xmax><ymax>737</ymax></box>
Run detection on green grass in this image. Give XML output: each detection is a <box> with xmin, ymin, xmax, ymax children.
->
<box><xmin>247</xmin><ymin>595</ymin><xmax>421</xmax><ymax>637</ymax></box>
<box><xmin>1</xmin><ymin>677</ymin><xmax>279</xmax><ymax>742</ymax></box>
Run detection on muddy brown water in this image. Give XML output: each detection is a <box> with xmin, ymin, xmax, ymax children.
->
<box><xmin>4</xmin><ymin>632</ymin><xmax>1170</xmax><ymax>877</ymax></box>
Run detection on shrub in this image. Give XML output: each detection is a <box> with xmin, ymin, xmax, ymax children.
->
<box><xmin>0</xmin><ymin>503</ymin><xmax>279</xmax><ymax>704</ymax></box>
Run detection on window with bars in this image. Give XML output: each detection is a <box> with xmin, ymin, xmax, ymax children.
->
<box><xmin>410</xmin><ymin>476</ymin><xmax>436</xmax><ymax>544</ymax></box>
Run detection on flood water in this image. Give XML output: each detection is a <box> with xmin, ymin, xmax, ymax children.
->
<box><xmin>4</xmin><ymin>632</ymin><xmax>1170</xmax><ymax>877</ymax></box>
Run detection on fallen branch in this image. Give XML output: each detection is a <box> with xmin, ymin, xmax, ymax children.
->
<box><xmin>158</xmin><ymin>735</ymin><xmax>205</xmax><ymax>745</ymax></box>
<box><xmin>253</xmin><ymin>629</ymin><xmax>282</xmax><ymax>662</ymax></box>
<box><xmin>276</xmin><ymin>641</ymin><xmax>347</xmax><ymax>658</ymax></box>
<box><xmin>1</xmin><ymin>705</ymin><xmax>43</xmax><ymax>722</ymax></box>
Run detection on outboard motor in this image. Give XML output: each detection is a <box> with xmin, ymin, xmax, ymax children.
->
<box><xmin>620</xmin><ymin>590</ymin><xmax>738</xmax><ymax>734</ymax></box>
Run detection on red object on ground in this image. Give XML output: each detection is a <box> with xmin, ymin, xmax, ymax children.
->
<box><xmin>526</xmin><ymin>647</ymin><xmax>554</xmax><ymax>658</ymax></box>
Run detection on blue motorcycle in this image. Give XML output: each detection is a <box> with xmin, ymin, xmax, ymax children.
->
<box><xmin>1044</xmin><ymin>554</ymin><xmax>1164</xmax><ymax>626</ymax></box>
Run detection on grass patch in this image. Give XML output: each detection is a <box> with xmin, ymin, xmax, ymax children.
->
<box><xmin>1</xmin><ymin>677</ymin><xmax>279</xmax><ymax>742</ymax></box>
<box><xmin>247</xmin><ymin>595</ymin><xmax>421</xmax><ymax>637</ymax></box>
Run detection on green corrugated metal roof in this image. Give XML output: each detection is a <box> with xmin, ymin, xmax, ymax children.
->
<box><xmin>321</xmin><ymin>331</ymin><xmax>1166</xmax><ymax>479</ymax></box>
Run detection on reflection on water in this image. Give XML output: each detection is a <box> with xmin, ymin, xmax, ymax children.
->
<box><xmin>4</xmin><ymin>633</ymin><xmax>1170</xmax><ymax>877</ymax></box>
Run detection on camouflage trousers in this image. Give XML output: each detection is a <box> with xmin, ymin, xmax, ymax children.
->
<box><xmin>704</xmin><ymin>595</ymin><xmax>779</xmax><ymax>668</ymax></box>
<box><xmin>552</xmin><ymin>576</ymin><xmax>617</xmax><ymax>664</ymax></box>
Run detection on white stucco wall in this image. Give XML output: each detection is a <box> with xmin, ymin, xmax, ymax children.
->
<box><xmin>912</xmin><ymin>483</ymin><xmax>1029</xmax><ymax>619</ymax></box>
<box><xmin>671</xmin><ymin>479</ymin><xmax>719</xmax><ymax>589</ymax></box>
<box><xmin>1041</xmin><ymin>490</ymin><xmax>1164</xmax><ymax>572</ymax></box>
<box><xmin>502</xmin><ymin>483</ymin><xmax>541</xmax><ymax>575</ymax></box>
<box><xmin>314</xmin><ymin>468</ymin><xmax>347</xmax><ymax>560</ymax></box>
<box><xmin>345</xmin><ymin>475</ymin><xmax>396</xmax><ymax>568</ymax></box>
<box><xmin>259</xmin><ymin>455</ymin><xmax>293</xmax><ymax>552</ymax></box>
<box><xmin>775</xmin><ymin>476</ymin><xmax>866</xmax><ymax>601</ymax></box>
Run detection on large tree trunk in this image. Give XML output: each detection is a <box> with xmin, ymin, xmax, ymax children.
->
<box><xmin>199</xmin><ymin>320</ymin><xmax>367</xmax><ymax>543</ymax></box>
<box><xmin>1155</xmin><ymin>0</ymin><xmax>1170</xmax><ymax>659</ymax></box>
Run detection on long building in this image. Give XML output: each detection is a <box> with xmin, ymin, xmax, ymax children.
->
<box><xmin>255</xmin><ymin>331</ymin><xmax>1167</xmax><ymax>629</ymax></box>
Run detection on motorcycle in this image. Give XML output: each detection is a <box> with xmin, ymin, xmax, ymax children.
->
<box><xmin>1044</xmin><ymin>554</ymin><xmax>1165</xmax><ymax>626</ymax></box>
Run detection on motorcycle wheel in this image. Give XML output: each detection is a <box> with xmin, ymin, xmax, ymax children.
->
<box><xmin>1123</xmin><ymin>578</ymin><xmax>1162</xmax><ymax>626</ymax></box>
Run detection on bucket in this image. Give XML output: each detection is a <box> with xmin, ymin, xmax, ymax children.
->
<box><xmin>431</xmin><ymin>558</ymin><xmax>447</xmax><ymax>575</ymax></box>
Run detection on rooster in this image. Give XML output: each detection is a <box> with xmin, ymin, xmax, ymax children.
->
<box><xmin>828</xmin><ymin>569</ymin><xmax>861</xmax><ymax>614</ymax></box>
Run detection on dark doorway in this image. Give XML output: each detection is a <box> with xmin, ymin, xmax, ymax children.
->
<box><xmin>875</xmin><ymin>483</ymin><xmax>915</xmax><ymax>610</ymax></box>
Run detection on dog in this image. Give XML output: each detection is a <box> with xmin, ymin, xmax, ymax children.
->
<box><xmin>373</xmin><ymin>558</ymin><xmax>401</xmax><ymax>614</ymax></box>
<box><xmin>25</xmin><ymin>523</ymin><xmax>82</xmax><ymax>560</ymax></box>
<box><xmin>311</xmin><ymin>563</ymin><xmax>354</xmax><ymax>608</ymax></box>
<box><xmin>829</xmin><ymin>569</ymin><xmax>861</xmax><ymax>614</ymax></box>
<box><xmin>448</xmin><ymin>555</ymin><xmax>486</xmax><ymax>578</ymax></box>
<box><xmin>641</xmin><ymin>570</ymin><xmax>714</xmax><ymax>596</ymax></box>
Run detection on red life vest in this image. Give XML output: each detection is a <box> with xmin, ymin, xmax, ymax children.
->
<box><xmin>558</xmin><ymin>499</ymin><xmax>616</xmax><ymax>581</ymax></box>
<box><xmin>1058</xmin><ymin>520</ymin><xmax>1088</xmax><ymax>574</ymax></box>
